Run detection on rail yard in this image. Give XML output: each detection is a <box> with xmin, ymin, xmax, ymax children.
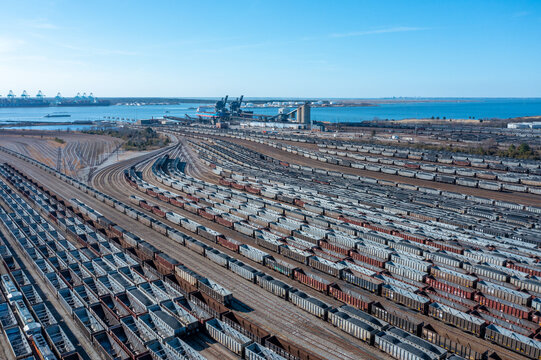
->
<box><xmin>2</xmin><ymin>0</ymin><xmax>540</xmax><ymax>358</ymax></box>
<box><xmin>0</xmin><ymin>124</ymin><xmax>540</xmax><ymax>360</ymax></box>
<box><xmin>0</xmin><ymin>130</ymin><xmax>122</xmax><ymax>180</ymax></box>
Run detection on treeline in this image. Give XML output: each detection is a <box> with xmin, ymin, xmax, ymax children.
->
<box><xmin>497</xmin><ymin>143</ymin><xmax>537</xmax><ymax>159</ymax></box>
<box><xmin>410</xmin><ymin>142</ymin><xmax>539</xmax><ymax>160</ymax></box>
<box><xmin>83</xmin><ymin>127</ymin><xmax>170</xmax><ymax>151</ymax></box>
<box><xmin>364</xmin><ymin>137</ymin><xmax>539</xmax><ymax>160</ymax></box>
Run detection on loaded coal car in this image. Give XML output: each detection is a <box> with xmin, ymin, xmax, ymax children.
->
<box><xmin>155</xmin><ymin>253</ymin><xmax>181</xmax><ymax>276</ymax></box>
<box><xmin>329</xmin><ymin>283</ymin><xmax>373</xmax><ymax>312</ymax></box>
<box><xmin>327</xmin><ymin>308</ymin><xmax>378</xmax><ymax>344</ymax></box>
<box><xmin>370</xmin><ymin>304</ymin><xmax>424</xmax><ymax>336</ymax></box>
<box><xmin>342</xmin><ymin>270</ymin><xmax>383</xmax><ymax>295</ymax></box>
<box><xmin>151</xmin><ymin>219</ymin><xmax>168</xmax><ymax>235</ymax></box>
<box><xmin>197</xmin><ymin>226</ymin><xmax>221</xmax><ymax>242</ymax></box>
<box><xmin>197</xmin><ymin>277</ymin><xmax>232</xmax><ymax>305</ymax></box>
<box><xmin>428</xmin><ymin>302</ymin><xmax>486</xmax><ymax>337</ymax></box>
<box><xmin>381</xmin><ymin>284</ymin><xmax>429</xmax><ymax>314</ymax></box>
<box><xmin>205</xmin><ymin>248</ymin><xmax>231</xmax><ymax>268</ymax></box>
<box><xmin>288</xmin><ymin>288</ymin><xmax>331</xmax><ymax>320</ymax></box>
<box><xmin>228</xmin><ymin>259</ymin><xmax>261</xmax><ymax>283</ymax></box>
<box><xmin>185</xmin><ymin>238</ymin><xmax>209</xmax><ymax>256</ymax></box>
<box><xmin>135</xmin><ymin>241</ymin><xmax>159</xmax><ymax>262</ymax></box>
<box><xmin>217</xmin><ymin>236</ymin><xmax>241</xmax><ymax>252</ymax></box>
<box><xmin>484</xmin><ymin>324</ymin><xmax>541</xmax><ymax>359</ymax></box>
<box><xmin>264</xmin><ymin>257</ymin><xmax>299</xmax><ymax>278</ymax></box>
<box><xmin>279</xmin><ymin>244</ymin><xmax>312</xmax><ymax>265</ymax></box>
<box><xmin>293</xmin><ymin>269</ymin><xmax>333</xmax><ymax>294</ymax></box>
<box><xmin>256</xmin><ymin>273</ymin><xmax>291</xmax><ymax>300</ymax></box>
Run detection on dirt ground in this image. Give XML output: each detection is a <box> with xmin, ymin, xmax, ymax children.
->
<box><xmin>0</xmin><ymin>130</ymin><xmax>122</xmax><ymax>180</ymax></box>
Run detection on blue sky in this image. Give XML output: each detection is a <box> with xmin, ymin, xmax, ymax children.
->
<box><xmin>0</xmin><ymin>0</ymin><xmax>540</xmax><ymax>97</ymax></box>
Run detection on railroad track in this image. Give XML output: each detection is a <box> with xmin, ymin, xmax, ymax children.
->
<box><xmin>2</xmin><ymin>141</ymin><xmax>532</xmax><ymax>360</ymax></box>
<box><xmin>0</xmin><ymin>181</ymin><xmax>106</xmax><ymax>360</ymax></box>
<box><xmin>0</xmin><ymin>137</ymin><xmax>375</xmax><ymax>360</ymax></box>
<box><xmin>132</xmin><ymin>136</ymin><xmax>533</xmax><ymax>360</ymax></box>
<box><xmin>90</xmin><ymin>138</ymin><xmax>386</xmax><ymax>360</ymax></box>
<box><xmin>208</xmin><ymin>134</ymin><xmax>541</xmax><ymax>206</ymax></box>
<box><xmin>0</xmin><ymin>132</ymin><xmax>123</xmax><ymax>181</ymax></box>
<box><xmin>1</xmin><ymin>153</ymin><xmax>236</xmax><ymax>360</ymax></box>
<box><xmin>86</xmin><ymin>145</ymin><xmax>387</xmax><ymax>359</ymax></box>
<box><xmin>274</xmin><ymin>138</ymin><xmax>536</xmax><ymax>177</ymax></box>
<box><xmin>100</xmin><ymin>141</ymin><xmax>514</xmax><ymax>359</ymax></box>
<box><xmin>170</xmin><ymin>136</ymin><xmax>219</xmax><ymax>182</ymax></box>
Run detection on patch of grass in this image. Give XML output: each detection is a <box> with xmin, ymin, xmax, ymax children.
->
<box><xmin>53</xmin><ymin>137</ymin><xmax>65</xmax><ymax>144</ymax></box>
<box><xmin>83</xmin><ymin>127</ymin><xmax>170</xmax><ymax>151</ymax></box>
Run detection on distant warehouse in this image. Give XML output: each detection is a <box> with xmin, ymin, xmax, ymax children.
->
<box><xmin>240</xmin><ymin>121</ymin><xmax>308</xmax><ymax>129</ymax></box>
<box><xmin>507</xmin><ymin>122</ymin><xmax>541</xmax><ymax>129</ymax></box>
<box><xmin>136</xmin><ymin>118</ymin><xmax>170</xmax><ymax>125</ymax></box>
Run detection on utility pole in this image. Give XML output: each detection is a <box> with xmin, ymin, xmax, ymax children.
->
<box><xmin>56</xmin><ymin>148</ymin><xmax>62</xmax><ymax>172</ymax></box>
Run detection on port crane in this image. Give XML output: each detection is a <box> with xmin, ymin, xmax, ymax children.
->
<box><xmin>214</xmin><ymin>95</ymin><xmax>229</xmax><ymax>117</ymax></box>
<box><xmin>186</xmin><ymin>95</ymin><xmax>310</xmax><ymax>127</ymax></box>
<box><xmin>229</xmin><ymin>95</ymin><xmax>244</xmax><ymax>116</ymax></box>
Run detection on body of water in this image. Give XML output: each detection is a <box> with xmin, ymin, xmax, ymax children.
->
<box><xmin>248</xmin><ymin>98</ymin><xmax>541</xmax><ymax>122</ymax></box>
<box><xmin>0</xmin><ymin>98</ymin><xmax>540</xmax><ymax>125</ymax></box>
<box><xmin>0</xmin><ymin>103</ymin><xmax>204</xmax><ymax>124</ymax></box>
<box><xmin>6</xmin><ymin>124</ymin><xmax>96</xmax><ymax>131</ymax></box>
